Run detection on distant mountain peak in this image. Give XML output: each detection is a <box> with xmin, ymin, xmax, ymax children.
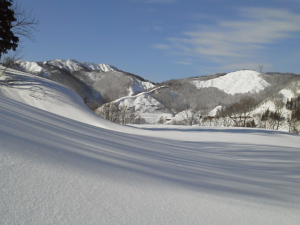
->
<box><xmin>44</xmin><ymin>59</ymin><xmax>119</xmax><ymax>72</ymax></box>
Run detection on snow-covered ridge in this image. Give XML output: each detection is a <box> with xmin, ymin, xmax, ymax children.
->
<box><xmin>16</xmin><ymin>59</ymin><xmax>119</xmax><ymax>75</ymax></box>
<box><xmin>17</xmin><ymin>61</ymin><xmax>44</xmax><ymax>74</ymax></box>
<box><xmin>129</xmin><ymin>77</ymin><xmax>155</xmax><ymax>96</ymax></box>
<box><xmin>114</xmin><ymin>92</ymin><xmax>163</xmax><ymax>114</ymax></box>
<box><xmin>191</xmin><ymin>70</ymin><xmax>271</xmax><ymax>95</ymax></box>
<box><xmin>45</xmin><ymin>59</ymin><xmax>119</xmax><ymax>72</ymax></box>
<box><xmin>103</xmin><ymin>86</ymin><xmax>165</xmax><ymax>115</ymax></box>
<box><xmin>97</xmin><ymin>86</ymin><xmax>167</xmax><ymax>124</ymax></box>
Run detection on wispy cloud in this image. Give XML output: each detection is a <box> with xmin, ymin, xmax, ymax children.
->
<box><xmin>152</xmin><ymin>44</ymin><xmax>170</xmax><ymax>49</ymax></box>
<box><xmin>156</xmin><ymin>7</ymin><xmax>300</xmax><ymax>71</ymax></box>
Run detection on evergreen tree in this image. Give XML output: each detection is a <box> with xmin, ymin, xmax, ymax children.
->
<box><xmin>0</xmin><ymin>0</ymin><xmax>19</xmax><ymax>59</ymax></box>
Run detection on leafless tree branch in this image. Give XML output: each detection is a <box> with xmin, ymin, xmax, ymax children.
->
<box><xmin>11</xmin><ymin>2</ymin><xmax>39</xmax><ymax>42</ymax></box>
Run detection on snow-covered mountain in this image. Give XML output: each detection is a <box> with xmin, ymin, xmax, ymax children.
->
<box><xmin>18</xmin><ymin>59</ymin><xmax>119</xmax><ymax>74</ymax></box>
<box><xmin>95</xmin><ymin>86</ymin><xmax>172</xmax><ymax>124</ymax></box>
<box><xmin>13</xmin><ymin>60</ymin><xmax>300</xmax><ymax>128</ymax></box>
<box><xmin>1</xmin><ymin>66</ymin><xmax>300</xmax><ymax>225</ymax></box>
<box><xmin>46</xmin><ymin>59</ymin><xmax>119</xmax><ymax>72</ymax></box>
<box><xmin>191</xmin><ymin>70</ymin><xmax>271</xmax><ymax>95</ymax></box>
<box><xmin>16</xmin><ymin>59</ymin><xmax>155</xmax><ymax>109</ymax></box>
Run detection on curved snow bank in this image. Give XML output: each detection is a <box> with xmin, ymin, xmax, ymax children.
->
<box><xmin>192</xmin><ymin>70</ymin><xmax>271</xmax><ymax>94</ymax></box>
<box><xmin>0</xmin><ymin>66</ymin><xmax>120</xmax><ymax>130</ymax></box>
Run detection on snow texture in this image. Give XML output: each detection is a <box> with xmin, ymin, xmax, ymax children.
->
<box><xmin>1</xmin><ymin>66</ymin><xmax>300</xmax><ymax>225</ymax></box>
<box><xmin>191</xmin><ymin>70</ymin><xmax>271</xmax><ymax>95</ymax></box>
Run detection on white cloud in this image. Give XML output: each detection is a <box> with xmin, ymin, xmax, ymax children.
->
<box><xmin>152</xmin><ymin>44</ymin><xmax>170</xmax><ymax>49</ymax></box>
<box><xmin>157</xmin><ymin>7</ymin><xmax>300</xmax><ymax>70</ymax></box>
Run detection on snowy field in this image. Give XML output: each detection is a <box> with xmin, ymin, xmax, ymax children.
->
<box><xmin>1</xmin><ymin>67</ymin><xmax>300</xmax><ymax>224</ymax></box>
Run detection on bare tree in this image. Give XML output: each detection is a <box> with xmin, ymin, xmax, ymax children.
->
<box><xmin>286</xmin><ymin>96</ymin><xmax>300</xmax><ymax>133</ymax></box>
<box><xmin>222</xmin><ymin>97</ymin><xmax>257</xmax><ymax>127</ymax></box>
<box><xmin>157</xmin><ymin>116</ymin><xmax>166</xmax><ymax>125</ymax></box>
<box><xmin>1</xmin><ymin>1</ymin><xmax>38</xmax><ymax>77</ymax></box>
<box><xmin>272</xmin><ymin>99</ymin><xmax>285</xmax><ymax>130</ymax></box>
<box><xmin>180</xmin><ymin>96</ymin><xmax>200</xmax><ymax>126</ymax></box>
<box><xmin>95</xmin><ymin>102</ymin><xmax>141</xmax><ymax>125</ymax></box>
<box><xmin>0</xmin><ymin>48</ymin><xmax>22</xmax><ymax>77</ymax></box>
<box><xmin>118</xmin><ymin>104</ymin><xmax>140</xmax><ymax>125</ymax></box>
<box><xmin>11</xmin><ymin>2</ymin><xmax>39</xmax><ymax>42</ymax></box>
<box><xmin>95</xmin><ymin>102</ymin><xmax>119</xmax><ymax>123</ymax></box>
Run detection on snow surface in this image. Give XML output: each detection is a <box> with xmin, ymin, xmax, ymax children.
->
<box><xmin>1</xmin><ymin>67</ymin><xmax>300</xmax><ymax>224</ymax></box>
<box><xmin>46</xmin><ymin>59</ymin><xmax>118</xmax><ymax>72</ymax></box>
<box><xmin>208</xmin><ymin>105</ymin><xmax>223</xmax><ymax>117</ymax></box>
<box><xmin>280</xmin><ymin>89</ymin><xmax>295</xmax><ymax>101</ymax></box>
<box><xmin>128</xmin><ymin>77</ymin><xmax>155</xmax><ymax>96</ymax></box>
<box><xmin>192</xmin><ymin>70</ymin><xmax>271</xmax><ymax>95</ymax></box>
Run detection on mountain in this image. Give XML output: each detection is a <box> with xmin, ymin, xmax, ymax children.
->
<box><xmin>1</xmin><ymin>66</ymin><xmax>300</xmax><ymax>225</ymax></box>
<box><xmin>15</xmin><ymin>59</ymin><xmax>155</xmax><ymax>109</ymax></box>
<box><xmin>95</xmin><ymin>86</ymin><xmax>173</xmax><ymax>124</ymax></box>
<box><xmin>13</xmin><ymin>60</ymin><xmax>300</xmax><ymax>130</ymax></box>
<box><xmin>45</xmin><ymin>59</ymin><xmax>119</xmax><ymax>72</ymax></box>
<box><xmin>190</xmin><ymin>70</ymin><xmax>271</xmax><ymax>95</ymax></box>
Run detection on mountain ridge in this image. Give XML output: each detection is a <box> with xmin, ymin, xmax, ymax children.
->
<box><xmin>12</xmin><ymin>59</ymin><xmax>300</xmax><ymax>130</ymax></box>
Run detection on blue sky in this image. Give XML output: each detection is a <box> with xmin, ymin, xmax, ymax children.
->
<box><xmin>20</xmin><ymin>0</ymin><xmax>300</xmax><ymax>82</ymax></box>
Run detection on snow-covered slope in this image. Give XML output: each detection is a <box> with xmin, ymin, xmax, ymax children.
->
<box><xmin>280</xmin><ymin>88</ymin><xmax>299</xmax><ymax>101</ymax></box>
<box><xmin>191</xmin><ymin>70</ymin><xmax>271</xmax><ymax>94</ymax></box>
<box><xmin>115</xmin><ymin>91</ymin><xmax>163</xmax><ymax>113</ymax></box>
<box><xmin>129</xmin><ymin>77</ymin><xmax>155</xmax><ymax>96</ymax></box>
<box><xmin>0</xmin><ymin>66</ymin><xmax>119</xmax><ymax>130</ymax></box>
<box><xmin>1</xmin><ymin>66</ymin><xmax>300</xmax><ymax>224</ymax></box>
<box><xmin>96</xmin><ymin>87</ymin><xmax>168</xmax><ymax>124</ymax></box>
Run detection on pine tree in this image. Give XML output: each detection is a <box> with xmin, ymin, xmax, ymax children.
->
<box><xmin>0</xmin><ymin>0</ymin><xmax>19</xmax><ymax>59</ymax></box>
